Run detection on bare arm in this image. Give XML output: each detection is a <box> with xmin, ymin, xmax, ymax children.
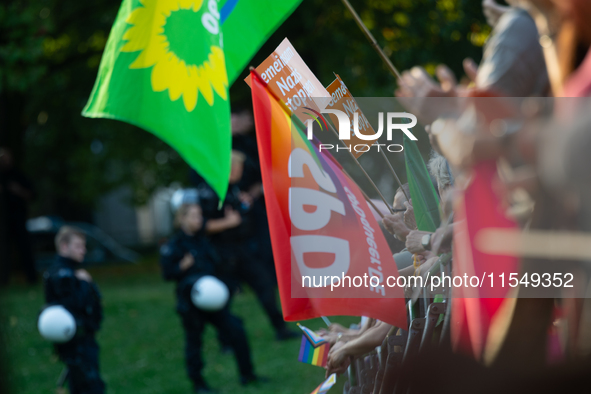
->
<box><xmin>205</xmin><ymin>207</ymin><xmax>242</xmax><ymax>234</ymax></box>
<box><xmin>326</xmin><ymin>322</ymin><xmax>392</xmax><ymax>376</ymax></box>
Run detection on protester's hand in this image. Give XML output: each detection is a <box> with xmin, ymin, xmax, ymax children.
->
<box><xmin>440</xmin><ymin>187</ymin><xmax>457</xmax><ymax>221</ymax></box>
<box><xmin>430</xmin><ymin>113</ymin><xmax>505</xmax><ymax>171</ymax></box>
<box><xmin>403</xmin><ymin>201</ymin><xmax>417</xmax><ymax>230</ymax></box>
<box><xmin>422</xmin><ymin>256</ymin><xmax>439</xmax><ymax>271</ymax></box>
<box><xmin>395</xmin><ymin>65</ymin><xmax>460</xmax><ymax>125</ymax></box>
<box><xmin>248</xmin><ymin>183</ymin><xmax>264</xmax><ymax>200</ymax></box>
<box><xmin>75</xmin><ymin>269</ymin><xmax>92</xmax><ymax>282</ymax></box>
<box><xmin>396</xmin><ymin>66</ymin><xmax>455</xmax><ymax>98</ymax></box>
<box><xmin>435</xmin><ymin>65</ymin><xmax>458</xmax><ymax>94</ymax></box>
<box><xmin>179</xmin><ymin>253</ymin><xmax>194</xmax><ymax>272</ymax></box>
<box><xmin>417</xmin><ymin>250</ymin><xmax>436</xmax><ymax>262</ymax></box>
<box><xmin>238</xmin><ymin>192</ymin><xmax>253</xmax><ymax>208</ymax></box>
<box><xmin>328</xmin><ymin>323</ymin><xmax>347</xmax><ymax>333</ymax></box>
<box><xmin>382</xmin><ymin>213</ymin><xmax>411</xmax><ymax>242</ymax></box>
<box><xmin>430</xmin><ymin>226</ymin><xmax>448</xmax><ymax>256</ymax></box>
<box><xmin>407</xmin><ymin>256</ymin><xmax>441</xmax><ymax>302</ymax></box>
<box><xmin>463</xmin><ymin>58</ymin><xmax>479</xmax><ymax>83</ymax></box>
<box><xmin>326</xmin><ymin>343</ymin><xmax>350</xmax><ymax>377</ymax></box>
<box><xmin>223</xmin><ymin>207</ymin><xmax>242</xmax><ymax>228</ymax></box>
<box><xmin>406</xmin><ymin>230</ymin><xmax>432</xmax><ymax>254</ymax></box>
<box><xmin>319</xmin><ymin>331</ymin><xmax>341</xmax><ymax>346</ymax></box>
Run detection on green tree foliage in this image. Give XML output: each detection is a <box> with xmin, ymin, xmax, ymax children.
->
<box><xmin>1</xmin><ymin>0</ymin><xmax>488</xmax><ymax>218</ymax></box>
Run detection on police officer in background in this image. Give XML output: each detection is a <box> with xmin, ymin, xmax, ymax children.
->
<box><xmin>191</xmin><ymin>151</ymin><xmax>297</xmax><ymax>341</ymax></box>
<box><xmin>160</xmin><ymin>196</ymin><xmax>261</xmax><ymax>393</ymax></box>
<box><xmin>43</xmin><ymin>226</ymin><xmax>105</xmax><ymax>394</ymax></box>
<box><xmin>229</xmin><ymin>109</ymin><xmax>277</xmax><ymax>280</ymax></box>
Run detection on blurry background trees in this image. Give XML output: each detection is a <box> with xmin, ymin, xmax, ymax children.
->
<box><xmin>0</xmin><ymin>0</ymin><xmax>489</xmax><ymax>220</ymax></box>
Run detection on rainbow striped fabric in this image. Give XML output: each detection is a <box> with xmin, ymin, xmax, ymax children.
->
<box><xmin>310</xmin><ymin>373</ymin><xmax>337</xmax><ymax>394</ymax></box>
<box><xmin>297</xmin><ymin>325</ymin><xmax>330</xmax><ymax>367</ymax></box>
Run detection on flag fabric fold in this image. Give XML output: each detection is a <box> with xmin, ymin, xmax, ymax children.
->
<box><xmin>298</xmin><ymin>324</ymin><xmax>328</xmax><ymax>347</ymax></box>
<box><xmin>222</xmin><ymin>0</ymin><xmax>302</xmax><ymax>84</ymax></box>
<box><xmin>250</xmin><ymin>70</ymin><xmax>407</xmax><ymax>329</ymax></box>
<box><xmin>310</xmin><ymin>373</ymin><xmax>337</xmax><ymax>394</ymax></box>
<box><xmin>403</xmin><ymin>134</ymin><xmax>440</xmax><ymax>232</ymax></box>
<box><xmin>452</xmin><ymin>161</ymin><xmax>520</xmax><ymax>360</ymax></box>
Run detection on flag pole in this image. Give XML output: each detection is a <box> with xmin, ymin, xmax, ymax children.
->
<box><xmin>250</xmin><ymin>67</ymin><xmax>395</xmax><ymax>215</ymax></box>
<box><xmin>335</xmin><ymin>7</ymin><xmax>410</xmax><ymax>202</ymax></box>
<box><xmin>340</xmin><ymin>0</ymin><xmax>402</xmax><ymax>80</ymax></box>
<box><xmin>378</xmin><ymin>150</ymin><xmax>409</xmax><ymax>201</ymax></box>
<box><xmin>359</xmin><ymin>185</ymin><xmax>386</xmax><ymax>219</ymax></box>
<box><xmin>330</xmin><ymin>72</ymin><xmax>408</xmax><ymax>201</ymax></box>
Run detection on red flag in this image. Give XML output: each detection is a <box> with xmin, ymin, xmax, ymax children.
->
<box><xmin>446</xmin><ymin>91</ymin><xmax>522</xmax><ymax>360</ymax></box>
<box><xmin>250</xmin><ymin>70</ymin><xmax>407</xmax><ymax>328</ymax></box>
<box><xmin>452</xmin><ymin>160</ymin><xmax>520</xmax><ymax>360</ymax></box>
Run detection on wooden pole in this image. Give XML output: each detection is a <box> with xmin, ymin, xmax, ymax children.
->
<box><xmin>340</xmin><ymin>0</ymin><xmax>402</xmax><ymax>80</ymax></box>
<box><xmin>378</xmin><ymin>149</ymin><xmax>409</xmax><ymax>201</ymax></box>
<box><xmin>328</xmin><ymin>16</ymin><xmax>410</xmax><ymax>200</ymax></box>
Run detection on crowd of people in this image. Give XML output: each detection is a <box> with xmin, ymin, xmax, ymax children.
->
<box><xmin>319</xmin><ymin>0</ymin><xmax>591</xmax><ymax>390</ymax></box>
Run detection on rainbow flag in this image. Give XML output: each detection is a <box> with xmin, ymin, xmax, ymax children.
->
<box><xmin>298</xmin><ymin>324</ymin><xmax>327</xmax><ymax>347</ymax></box>
<box><xmin>310</xmin><ymin>373</ymin><xmax>337</xmax><ymax>394</ymax></box>
<box><xmin>298</xmin><ymin>334</ymin><xmax>330</xmax><ymax>367</ymax></box>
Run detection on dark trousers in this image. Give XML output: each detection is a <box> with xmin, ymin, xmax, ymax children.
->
<box><xmin>216</xmin><ymin>240</ymin><xmax>285</xmax><ymax>332</ymax></box>
<box><xmin>180</xmin><ymin>305</ymin><xmax>254</xmax><ymax>386</ymax></box>
<box><xmin>252</xmin><ymin>198</ymin><xmax>277</xmax><ymax>282</ymax></box>
<box><xmin>56</xmin><ymin>335</ymin><xmax>105</xmax><ymax>394</ymax></box>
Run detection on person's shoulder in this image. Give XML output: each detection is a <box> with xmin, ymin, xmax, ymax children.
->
<box><xmin>44</xmin><ymin>263</ymin><xmax>75</xmax><ymax>282</ymax></box>
<box><xmin>197</xmin><ymin>182</ymin><xmax>217</xmax><ymax>200</ymax></box>
<box><xmin>495</xmin><ymin>7</ymin><xmax>536</xmax><ymax>37</ymax></box>
<box><xmin>160</xmin><ymin>233</ymin><xmax>183</xmax><ymax>256</ymax></box>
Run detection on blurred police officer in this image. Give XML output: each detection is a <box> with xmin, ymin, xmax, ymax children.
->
<box><xmin>191</xmin><ymin>151</ymin><xmax>297</xmax><ymax>341</ymax></box>
<box><xmin>230</xmin><ymin>110</ymin><xmax>277</xmax><ymax>281</ymax></box>
<box><xmin>160</xmin><ymin>197</ymin><xmax>261</xmax><ymax>393</ymax></box>
<box><xmin>43</xmin><ymin>226</ymin><xmax>105</xmax><ymax>394</ymax></box>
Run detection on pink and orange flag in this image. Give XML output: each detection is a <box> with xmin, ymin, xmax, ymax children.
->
<box><xmin>250</xmin><ymin>70</ymin><xmax>406</xmax><ymax>328</ymax></box>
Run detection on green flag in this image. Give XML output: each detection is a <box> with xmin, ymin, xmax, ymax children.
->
<box><xmin>403</xmin><ymin>134</ymin><xmax>441</xmax><ymax>232</ymax></box>
<box><xmin>83</xmin><ymin>0</ymin><xmax>231</xmax><ymax>200</ymax></box>
<box><xmin>221</xmin><ymin>0</ymin><xmax>302</xmax><ymax>84</ymax></box>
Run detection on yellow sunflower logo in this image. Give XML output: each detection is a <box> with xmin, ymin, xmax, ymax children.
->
<box><xmin>121</xmin><ymin>0</ymin><xmax>228</xmax><ymax>112</ymax></box>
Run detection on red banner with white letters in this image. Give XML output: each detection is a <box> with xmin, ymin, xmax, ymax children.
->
<box><xmin>250</xmin><ymin>70</ymin><xmax>407</xmax><ymax>329</ymax></box>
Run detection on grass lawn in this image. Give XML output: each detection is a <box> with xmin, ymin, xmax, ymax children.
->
<box><xmin>0</xmin><ymin>256</ymin><xmax>358</xmax><ymax>394</ymax></box>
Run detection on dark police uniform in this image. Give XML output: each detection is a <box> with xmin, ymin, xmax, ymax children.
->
<box><xmin>160</xmin><ymin>230</ymin><xmax>255</xmax><ymax>390</ymax></box>
<box><xmin>43</xmin><ymin>256</ymin><xmax>105</xmax><ymax>394</ymax></box>
<box><xmin>194</xmin><ymin>181</ymin><xmax>291</xmax><ymax>338</ymax></box>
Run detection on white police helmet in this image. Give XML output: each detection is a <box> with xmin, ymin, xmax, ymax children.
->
<box><xmin>191</xmin><ymin>275</ymin><xmax>230</xmax><ymax>311</ymax></box>
<box><xmin>171</xmin><ymin>188</ymin><xmax>200</xmax><ymax>212</ymax></box>
<box><xmin>38</xmin><ymin>305</ymin><xmax>76</xmax><ymax>343</ymax></box>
